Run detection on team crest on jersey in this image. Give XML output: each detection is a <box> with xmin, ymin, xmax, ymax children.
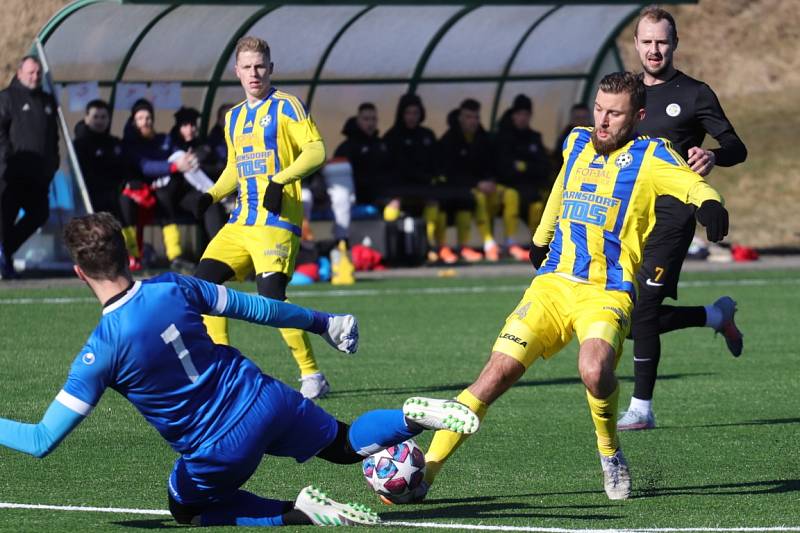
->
<box><xmin>666</xmin><ymin>103</ymin><xmax>681</xmax><ymax>117</ymax></box>
<box><xmin>260</xmin><ymin>114</ymin><xmax>272</xmax><ymax>128</ymax></box>
<box><xmin>82</xmin><ymin>353</ymin><xmax>96</xmax><ymax>365</ymax></box>
<box><xmin>615</xmin><ymin>152</ymin><xmax>633</xmax><ymax>169</ymax></box>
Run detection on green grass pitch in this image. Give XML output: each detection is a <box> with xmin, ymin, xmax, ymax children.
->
<box><xmin>0</xmin><ymin>268</ymin><xmax>798</xmax><ymax>531</ymax></box>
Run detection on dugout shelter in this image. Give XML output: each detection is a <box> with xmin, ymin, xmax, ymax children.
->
<box><xmin>21</xmin><ymin>0</ymin><xmax>692</xmax><ymax>272</ymax></box>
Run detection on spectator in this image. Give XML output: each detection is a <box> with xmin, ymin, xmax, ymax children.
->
<box><xmin>333</xmin><ymin>103</ymin><xmax>392</xmax><ymax>210</ymax></box>
<box><xmin>0</xmin><ymin>55</ymin><xmax>59</xmax><ymax>279</ymax></box>
<box><xmin>206</xmin><ymin>102</ymin><xmax>235</xmax><ymax>166</ymax></box>
<box><xmin>169</xmin><ymin>106</ymin><xmax>226</xmax><ymax>245</ymax></box>
<box><xmin>437</xmin><ymin>98</ymin><xmax>492</xmax><ymax>263</ymax></box>
<box><xmin>495</xmin><ymin>94</ymin><xmax>553</xmax><ymax>260</ymax></box>
<box><xmin>553</xmin><ymin>103</ymin><xmax>591</xmax><ymax>168</ymax></box>
<box><xmin>383</xmin><ymin>93</ymin><xmax>442</xmax><ymax>259</ymax></box>
<box><xmin>73</xmin><ymin>99</ymin><xmax>129</xmax><ymax>224</ymax></box>
<box><xmin>122</xmin><ymin>99</ymin><xmax>197</xmax><ymax>272</ymax></box>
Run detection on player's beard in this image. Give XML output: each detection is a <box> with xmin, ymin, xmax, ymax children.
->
<box><xmin>641</xmin><ymin>53</ymin><xmax>671</xmax><ymax>78</ymax></box>
<box><xmin>591</xmin><ymin>118</ymin><xmax>635</xmax><ymax>156</ymax></box>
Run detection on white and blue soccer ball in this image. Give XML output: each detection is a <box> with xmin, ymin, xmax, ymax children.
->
<box><xmin>362</xmin><ymin>438</ymin><xmax>426</xmax><ymax>503</ymax></box>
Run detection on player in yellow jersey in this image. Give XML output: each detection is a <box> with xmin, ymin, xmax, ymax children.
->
<box><xmin>404</xmin><ymin>72</ymin><xmax>730</xmax><ymax>503</ymax></box>
<box><xmin>194</xmin><ymin>36</ymin><xmax>334</xmax><ymax>400</ymax></box>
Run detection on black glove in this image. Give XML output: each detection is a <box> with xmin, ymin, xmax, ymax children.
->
<box><xmin>263</xmin><ymin>182</ymin><xmax>284</xmax><ymax>214</ymax></box>
<box><xmin>529</xmin><ymin>243</ymin><xmax>549</xmax><ymax>270</ymax></box>
<box><xmin>194</xmin><ymin>192</ymin><xmax>213</xmax><ymax>219</ymax></box>
<box><xmin>695</xmin><ymin>200</ymin><xmax>729</xmax><ymax>242</ymax></box>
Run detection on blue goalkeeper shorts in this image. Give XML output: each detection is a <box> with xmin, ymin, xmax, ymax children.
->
<box><xmin>168</xmin><ymin>375</ymin><xmax>338</xmax><ymax>505</ymax></box>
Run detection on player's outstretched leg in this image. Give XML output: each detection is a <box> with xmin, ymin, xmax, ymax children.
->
<box><xmin>403</xmin><ymin>397</ymin><xmax>480</xmax><ymax>434</ymax></box>
<box><xmin>712</xmin><ymin>296</ymin><xmax>743</xmax><ymax>357</ymax></box>
<box><xmin>294</xmin><ymin>486</ymin><xmax>380</xmax><ymax>526</ymax></box>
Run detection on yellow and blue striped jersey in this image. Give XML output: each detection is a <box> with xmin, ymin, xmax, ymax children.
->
<box><xmin>209</xmin><ymin>87</ymin><xmax>323</xmax><ymax>235</ymax></box>
<box><xmin>533</xmin><ymin>127</ymin><xmax>722</xmax><ymax>297</ymax></box>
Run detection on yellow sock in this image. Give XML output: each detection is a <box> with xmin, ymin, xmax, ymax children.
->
<box><xmin>472</xmin><ymin>190</ymin><xmax>493</xmax><ymax>242</ymax></box>
<box><xmin>383</xmin><ymin>205</ymin><xmax>401</xmax><ymax>222</ymax></box>
<box><xmin>586</xmin><ymin>386</ymin><xmax>620</xmax><ymax>457</ymax></box>
<box><xmin>423</xmin><ymin>205</ymin><xmax>439</xmax><ymax>245</ymax></box>
<box><xmin>424</xmin><ymin>389</ymin><xmax>489</xmax><ymax>485</ymax></box>
<box><xmin>502</xmin><ymin>187</ymin><xmax>520</xmax><ymax>239</ymax></box>
<box><xmin>280</xmin><ymin>326</ymin><xmax>320</xmax><ymax>376</ymax></box>
<box><xmin>162</xmin><ymin>224</ymin><xmax>182</xmax><ymax>261</ymax></box>
<box><xmin>435</xmin><ymin>212</ymin><xmax>447</xmax><ymax>245</ymax></box>
<box><xmin>121</xmin><ymin>226</ymin><xmax>140</xmax><ymax>257</ymax></box>
<box><xmin>454</xmin><ymin>210</ymin><xmax>472</xmax><ymax>246</ymax></box>
<box><xmin>203</xmin><ymin>315</ymin><xmax>229</xmax><ymax>344</ymax></box>
<box><xmin>528</xmin><ymin>200</ymin><xmax>545</xmax><ymax>232</ymax></box>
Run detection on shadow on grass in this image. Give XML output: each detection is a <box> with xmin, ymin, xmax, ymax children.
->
<box><xmin>639</xmin><ymin>478</ymin><xmax>800</xmax><ymax>498</ymax></box>
<box><xmin>380</xmin><ymin>501</ymin><xmax>622</xmax><ymax>521</ymax></box>
<box><xmin>111</xmin><ymin>519</ymin><xmax>178</xmax><ymax>529</ymax></box>
<box><xmin>329</xmin><ymin>373</ymin><xmax>711</xmax><ymax>399</ymax></box>
<box><xmin>673</xmin><ymin>417</ymin><xmax>800</xmax><ymax>429</ymax></box>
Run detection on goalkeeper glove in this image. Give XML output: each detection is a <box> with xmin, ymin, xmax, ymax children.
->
<box><xmin>529</xmin><ymin>243</ymin><xmax>549</xmax><ymax>270</ymax></box>
<box><xmin>194</xmin><ymin>192</ymin><xmax>213</xmax><ymax>219</ymax></box>
<box><xmin>263</xmin><ymin>182</ymin><xmax>284</xmax><ymax>214</ymax></box>
<box><xmin>695</xmin><ymin>200</ymin><xmax>729</xmax><ymax>242</ymax></box>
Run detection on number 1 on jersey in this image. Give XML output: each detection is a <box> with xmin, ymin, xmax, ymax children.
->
<box><xmin>161</xmin><ymin>324</ymin><xmax>199</xmax><ymax>383</ymax></box>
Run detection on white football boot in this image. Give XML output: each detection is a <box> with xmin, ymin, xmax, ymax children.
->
<box><xmin>294</xmin><ymin>485</ymin><xmax>380</xmax><ymax>526</ymax></box>
<box><xmin>600</xmin><ymin>449</ymin><xmax>632</xmax><ymax>500</ymax></box>
<box><xmin>300</xmin><ymin>373</ymin><xmax>331</xmax><ymax>400</ymax></box>
<box><xmin>402</xmin><ymin>397</ymin><xmax>480</xmax><ymax>434</ymax></box>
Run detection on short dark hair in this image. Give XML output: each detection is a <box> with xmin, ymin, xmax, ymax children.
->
<box><xmin>85</xmin><ymin>99</ymin><xmax>110</xmax><ymax>115</ymax></box>
<box><xmin>598</xmin><ymin>71</ymin><xmax>646</xmax><ymax>111</ymax></box>
<box><xmin>636</xmin><ymin>5</ymin><xmax>678</xmax><ymax>42</ymax></box>
<box><xmin>460</xmin><ymin>98</ymin><xmax>480</xmax><ymax>112</ymax></box>
<box><xmin>18</xmin><ymin>54</ymin><xmax>42</xmax><ymax>69</ymax></box>
<box><xmin>358</xmin><ymin>102</ymin><xmax>376</xmax><ymax>114</ymax></box>
<box><xmin>64</xmin><ymin>213</ymin><xmax>129</xmax><ymax>280</ymax></box>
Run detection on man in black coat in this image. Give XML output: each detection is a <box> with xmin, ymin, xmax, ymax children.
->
<box><xmin>73</xmin><ymin>99</ymin><xmax>129</xmax><ymax>222</ymax></box>
<box><xmin>0</xmin><ymin>55</ymin><xmax>59</xmax><ymax>279</ymax></box>
<box><xmin>495</xmin><ymin>94</ymin><xmax>553</xmax><ymax>260</ymax></box>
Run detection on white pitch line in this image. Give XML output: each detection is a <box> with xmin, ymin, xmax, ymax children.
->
<box><xmin>1</xmin><ymin>277</ymin><xmax>798</xmax><ymax>305</ymax></box>
<box><xmin>0</xmin><ymin>502</ymin><xmax>797</xmax><ymax>532</ymax></box>
<box><xmin>0</xmin><ymin>502</ymin><xmax>169</xmax><ymax>515</ymax></box>
<box><xmin>384</xmin><ymin>523</ymin><xmax>800</xmax><ymax>533</ymax></box>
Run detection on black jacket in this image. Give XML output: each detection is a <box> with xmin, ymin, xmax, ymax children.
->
<box><xmin>0</xmin><ymin>77</ymin><xmax>59</xmax><ymax>186</ymax></box>
<box><xmin>495</xmin><ymin>109</ymin><xmax>552</xmax><ymax>190</ymax></box>
<box><xmin>438</xmin><ymin>109</ymin><xmax>494</xmax><ymax>188</ymax></box>
<box><xmin>333</xmin><ymin>117</ymin><xmax>391</xmax><ymax>204</ymax></box>
<box><xmin>383</xmin><ymin>94</ymin><xmax>438</xmax><ymax>187</ymax></box>
<box><xmin>73</xmin><ymin>121</ymin><xmax>130</xmax><ymax>199</ymax></box>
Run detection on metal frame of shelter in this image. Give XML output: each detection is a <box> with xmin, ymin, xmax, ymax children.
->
<box><xmin>37</xmin><ymin>0</ymin><xmax>694</xmax><ymax>135</ymax></box>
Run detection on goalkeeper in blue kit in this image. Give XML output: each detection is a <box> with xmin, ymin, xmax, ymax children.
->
<box><xmin>0</xmin><ymin>212</ymin><xmax>480</xmax><ymax>527</ymax></box>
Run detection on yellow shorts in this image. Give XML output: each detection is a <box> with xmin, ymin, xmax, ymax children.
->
<box><xmin>201</xmin><ymin>223</ymin><xmax>299</xmax><ymax>281</ymax></box>
<box><xmin>492</xmin><ymin>274</ymin><xmax>633</xmax><ymax>368</ymax></box>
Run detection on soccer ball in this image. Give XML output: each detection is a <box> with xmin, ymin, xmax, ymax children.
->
<box><xmin>362</xmin><ymin>439</ymin><xmax>426</xmax><ymax>503</ymax></box>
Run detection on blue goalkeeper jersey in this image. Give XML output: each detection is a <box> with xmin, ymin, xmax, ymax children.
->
<box><xmin>60</xmin><ymin>273</ymin><xmax>265</xmax><ymax>454</ymax></box>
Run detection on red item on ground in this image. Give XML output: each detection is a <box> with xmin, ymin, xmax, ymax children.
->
<box><xmin>295</xmin><ymin>262</ymin><xmax>321</xmax><ymax>282</ymax></box>
<box><xmin>731</xmin><ymin>245</ymin><xmax>759</xmax><ymax>262</ymax></box>
<box><xmin>351</xmin><ymin>244</ymin><xmax>385</xmax><ymax>271</ymax></box>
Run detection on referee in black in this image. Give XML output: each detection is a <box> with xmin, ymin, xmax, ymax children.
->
<box><xmin>618</xmin><ymin>5</ymin><xmax>748</xmax><ymax>430</ymax></box>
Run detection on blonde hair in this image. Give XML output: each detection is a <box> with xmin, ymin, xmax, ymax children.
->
<box><xmin>235</xmin><ymin>36</ymin><xmax>270</xmax><ymax>61</ymax></box>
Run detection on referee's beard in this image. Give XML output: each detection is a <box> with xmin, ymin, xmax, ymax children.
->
<box><xmin>591</xmin><ymin>118</ymin><xmax>636</xmax><ymax>157</ymax></box>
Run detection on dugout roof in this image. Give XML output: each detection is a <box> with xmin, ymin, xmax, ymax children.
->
<box><xmin>38</xmin><ymin>0</ymin><xmax>694</xmax><ymax>147</ymax></box>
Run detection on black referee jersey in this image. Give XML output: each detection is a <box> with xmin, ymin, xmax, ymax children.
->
<box><xmin>636</xmin><ymin>70</ymin><xmax>747</xmax><ymax>230</ymax></box>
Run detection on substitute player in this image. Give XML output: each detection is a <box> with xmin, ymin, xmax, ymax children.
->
<box><xmin>411</xmin><ymin>72</ymin><xmax>730</xmax><ymax>502</ymax></box>
<box><xmin>618</xmin><ymin>6</ymin><xmax>748</xmax><ymax>431</ymax></box>
<box><xmin>194</xmin><ymin>37</ymin><xmax>331</xmax><ymax>399</ymax></box>
<box><xmin>0</xmin><ymin>212</ymin><xmax>480</xmax><ymax>527</ymax></box>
